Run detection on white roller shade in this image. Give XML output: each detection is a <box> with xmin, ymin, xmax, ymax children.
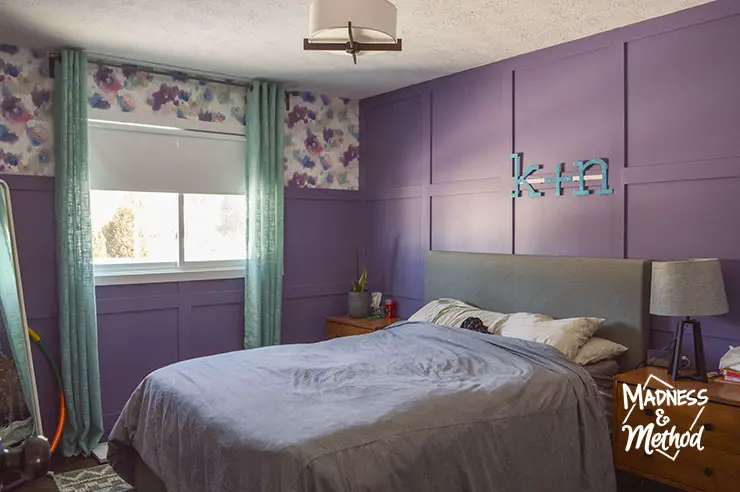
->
<box><xmin>88</xmin><ymin>121</ymin><xmax>246</xmax><ymax>194</ymax></box>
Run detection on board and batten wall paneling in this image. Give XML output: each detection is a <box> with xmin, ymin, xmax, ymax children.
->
<box><xmin>360</xmin><ymin>1</ymin><xmax>740</xmax><ymax>369</ymax></box>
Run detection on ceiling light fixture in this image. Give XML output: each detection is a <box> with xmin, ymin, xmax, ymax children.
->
<box><xmin>303</xmin><ymin>0</ymin><xmax>402</xmax><ymax>65</ymax></box>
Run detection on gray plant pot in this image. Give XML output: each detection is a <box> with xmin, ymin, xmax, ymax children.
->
<box><xmin>347</xmin><ymin>291</ymin><xmax>371</xmax><ymax>318</ymax></box>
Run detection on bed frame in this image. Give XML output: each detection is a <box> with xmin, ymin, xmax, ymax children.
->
<box><xmin>424</xmin><ymin>251</ymin><xmax>652</xmax><ymax>371</ymax></box>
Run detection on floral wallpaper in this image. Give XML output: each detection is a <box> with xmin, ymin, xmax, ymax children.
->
<box><xmin>0</xmin><ymin>45</ymin><xmax>54</xmax><ymax>176</ymax></box>
<box><xmin>87</xmin><ymin>64</ymin><xmax>246</xmax><ymax>134</ymax></box>
<box><xmin>0</xmin><ymin>45</ymin><xmax>361</xmax><ymax>190</ymax></box>
<box><xmin>284</xmin><ymin>92</ymin><xmax>359</xmax><ymax>190</ymax></box>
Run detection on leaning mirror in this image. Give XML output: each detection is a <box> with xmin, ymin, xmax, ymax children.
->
<box><xmin>0</xmin><ymin>179</ymin><xmax>42</xmax><ymax>446</ymax></box>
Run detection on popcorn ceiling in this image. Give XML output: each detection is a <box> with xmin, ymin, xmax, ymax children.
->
<box><xmin>0</xmin><ymin>0</ymin><xmax>710</xmax><ymax>98</ymax></box>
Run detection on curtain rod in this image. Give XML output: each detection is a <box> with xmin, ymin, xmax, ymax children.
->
<box><xmin>49</xmin><ymin>51</ymin><xmax>249</xmax><ymax>88</ymax></box>
<box><xmin>48</xmin><ymin>51</ymin><xmax>292</xmax><ymax>109</ymax></box>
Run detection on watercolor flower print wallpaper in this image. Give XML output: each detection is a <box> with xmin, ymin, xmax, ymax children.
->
<box><xmin>284</xmin><ymin>92</ymin><xmax>359</xmax><ymax>190</ymax></box>
<box><xmin>0</xmin><ymin>45</ymin><xmax>54</xmax><ymax>176</ymax></box>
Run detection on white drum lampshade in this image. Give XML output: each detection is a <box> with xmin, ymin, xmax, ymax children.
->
<box><xmin>304</xmin><ymin>0</ymin><xmax>402</xmax><ymax>63</ymax></box>
<box><xmin>308</xmin><ymin>0</ymin><xmax>398</xmax><ymax>43</ymax></box>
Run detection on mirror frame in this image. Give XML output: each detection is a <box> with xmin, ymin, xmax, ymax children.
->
<box><xmin>0</xmin><ymin>178</ymin><xmax>44</xmax><ymax>437</ymax></box>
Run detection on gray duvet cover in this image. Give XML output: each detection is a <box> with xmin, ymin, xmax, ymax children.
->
<box><xmin>108</xmin><ymin>322</ymin><xmax>616</xmax><ymax>492</ymax></box>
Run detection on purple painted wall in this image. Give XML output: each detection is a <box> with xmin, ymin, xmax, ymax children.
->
<box><xmin>361</xmin><ymin>0</ymin><xmax>740</xmax><ymax>370</ymax></box>
<box><xmin>2</xmin><ymin>174</ymin><xmax>363</xmax><ymax>435</ymax></box>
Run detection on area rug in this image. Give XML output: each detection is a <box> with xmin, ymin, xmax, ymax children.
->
<box><xmin>53</xmin><ymin>465</ymin><xmax>133</xmax><ymax>492</ymax></box>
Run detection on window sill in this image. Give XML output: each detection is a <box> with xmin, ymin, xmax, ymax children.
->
<box><xmin>94</xmin><ymin>267</ymin><xmax>245</xmax><ymax>286</ymax></box>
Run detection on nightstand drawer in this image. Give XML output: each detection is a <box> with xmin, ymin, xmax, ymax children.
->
<box><xmin>615</xmin><ymin>386</ymin><xmax>740</xmax><ymax>456</ymax></box>
<box><xmin>615</xmin><ymin>441</ymin><xmax>740</xmax><ymax>491</ymax></box>
<box><xmin>326</xmin><ymin>321</ymin><xmax>373</xmax><ymax>339</ymax></box>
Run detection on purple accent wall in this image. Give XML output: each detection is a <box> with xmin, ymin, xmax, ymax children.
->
<box><xmin>2</xmin><ymin>175</ymin><xmax>363</xmax><ymax>435</ymax></box>
<box><xmin>361</xmin><ymin>1</ymin><xmax>740</xmax><ymax>369</ymax></box>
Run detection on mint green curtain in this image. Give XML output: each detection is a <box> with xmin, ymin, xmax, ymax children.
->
<box><xmin>54</xmin><ymin>49</ymin><xmax>104</xmax><ymax>456</ymax></box>
<box><xmin>244</xmin><ymin>81</ymin><xmax>285</xmax><ymax>348</ymax></box>
<box><xmin>0</xmin><ymin>185</ymin><xmax>36</xmax><ymax>427</ymax></box>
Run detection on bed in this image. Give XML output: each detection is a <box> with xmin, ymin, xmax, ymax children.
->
<box><xmin>108</xmin><ymin>252</ymin><xmax>651</xmax><ymax>492</ymax></box>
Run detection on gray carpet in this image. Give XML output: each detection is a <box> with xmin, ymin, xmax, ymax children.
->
<box><xmin>53</xmin><ymin>465</ymin><xmax>133</xmax><ymax>492</ymax></box>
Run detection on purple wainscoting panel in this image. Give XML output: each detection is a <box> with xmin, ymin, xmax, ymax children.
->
<box><xmin>184</xmin><ymin>278</ymin><xmax>244</xmax><ymax>293</ymax></box>
<box><xmin>367</xmin><ymin>198</ymin><xmax>424</xmax><ymax>302</ymax></box>
<box><xmin>361</xmin><ymin>1</ymin><xmax>740</xmax><ymax>364</ymax></box>
<box><xmin>431</xmin><ymin>193</ymin><xmax>511</xmax><ymax>254</ymax></box>
<box><xmin>626</xmin><ymin>179</ymin><xmax>740</xmax><ymax>260</ymax></box>
<box><xmin>281</xmin><ymin>295</ymin><xmax>348</xmax><ymax>344</ymax></box>
<box><xmin>186</xmin><ymin>303</ymin><xmax>244</xmax><ymax>360</ymax></box>
<box><xmin>431</xmin><ymin>73</ymin><xmax>510</xmax><ymax>183</ymax></box>
<box><xmin>513</xmin><ymin>47</ymin><xmax>622</xmax><ymax>167</ymax></box>
<box><xmin>627</xmin><ymin>14</ymin><xmax>740</xmax><ymax>168</ymax></box>
<box><xmin>363</xmin><ymin>95</ymin><xmax>428</xmax><ymax>192</ymax></box>
<box><xmin>513</xmin><ymin>46</ymin><xmax>622</xmax><ymax>258</ymax></box>
<box><xmin>98</xmin><ymin>309</ymin><xmax>179</xmax><ymax>435</ymax></box>
<box><xmin>514</xmin><ymin>193</ymin><xmax>621</xmax><ymax>258</ymax></box>
<box><xmin>5</xmin><ymin>176</ymin><xmax>57</xmax><ymax>320</ymax></box>
<box><xmin>284</xmin><ymin>198</ymin><xmax>364</xmax><ymax>288</ymax></box>
<box><xmin>96</xmin><ymin>282</ymin><xmax>179</xmax><ymax>299</ymax></box>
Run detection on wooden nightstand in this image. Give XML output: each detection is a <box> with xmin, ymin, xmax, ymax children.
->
<box><xmin>326</xmin><ymin>315</ymin><xmax>401</xmax><ymax>339</ymax></box>
<box><xmin>613</xmin><ymin>366</ymin><xmax>740</xmax><ymax>491</ymax></box>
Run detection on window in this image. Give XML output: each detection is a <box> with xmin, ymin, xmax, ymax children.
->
<box><xmin>88</xmin><ymin>120</ymin><xmax>247</xmax><ymax>285</ymax></box>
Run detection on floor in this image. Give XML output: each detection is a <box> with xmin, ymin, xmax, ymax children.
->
<box><xmin>6</xmin><ymin>460</ymin><xmax>679</xmax><ymax>492</ymax></box>
<box><xmin>4</xmin><ymin>455</ymin><xmax>100</xmax><ymax>492</ymax></box>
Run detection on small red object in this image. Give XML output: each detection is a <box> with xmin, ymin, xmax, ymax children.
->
<box><xmin>385</xmin><ymin>299</ymin><xmax>397</xmax><ymax>319</ymax></box>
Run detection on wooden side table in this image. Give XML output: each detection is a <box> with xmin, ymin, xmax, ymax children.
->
<box><xmin>325</xmin><ymin>315</ymin><xmax>401</xmax><ymax>339</ymax></box>
<box><xmin>613</xmin><ymin>366</ymin><xmax>740</xmax><ymax>491</ymax></box>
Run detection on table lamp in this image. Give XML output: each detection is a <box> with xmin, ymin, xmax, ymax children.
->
<box><xmin>650</xmin><ymin>259</ymin><xmax>729</xmax><ymax>382</ymax></box>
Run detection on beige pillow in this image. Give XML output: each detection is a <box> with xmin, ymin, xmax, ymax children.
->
<box><xmin>409</xmin><ymin>298</ymin><xmax>508</xmax><ymax>331</ymax></box>
<box><xmin>573</xmin><ymin>337</ymin><xmax>628</xmax><ymax>365</ymax></box>
<box><xmin>409</xmin><ymin>298</ymin><xmax>472</xmax><ymax>323</ymax></box>
<box><xmin>498</xmin><ymin>312</ymin><xmax>604</xmax><ymax>360</ymax></box>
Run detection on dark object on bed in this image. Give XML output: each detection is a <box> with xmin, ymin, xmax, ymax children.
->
<box><xmin>460</xmin><ymin>316</ymin><xmax>488</xmax><ymax>333</ymax></box>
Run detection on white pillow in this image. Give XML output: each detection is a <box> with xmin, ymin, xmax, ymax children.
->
<box><xmin>409</xmin><ymin>298</ymin><xmax>472</xmax><ymax>323</ymax></box>
<box><xmin>409</xmin><ymin>298</ymin><xmax>508</xmax><ymax>331</ymax></box>
<box><xmin>498</xmin><ymin>312</ymin><xmax>604</xmax><ymax>361</ymax></box>
<box><xmin>573</xmin><ymin>337</ymin><xmax>628</xmax><ymax>366</ymax></box>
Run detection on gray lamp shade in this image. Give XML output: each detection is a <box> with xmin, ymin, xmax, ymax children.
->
<box><xmin>650</xmin><ymin>259</ymin><xmax>729</xmax><ymax>317</ymax></box>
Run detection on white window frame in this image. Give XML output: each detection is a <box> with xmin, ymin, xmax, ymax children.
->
<box><xmin>89</xmin><ymin>119</ymin><xmax>247</xmax><ymax>286</ymax></box>
<box><xmin>93</xmin><ymin>191</ymin><xmax>247</xmax><ymax>286</ymax></box>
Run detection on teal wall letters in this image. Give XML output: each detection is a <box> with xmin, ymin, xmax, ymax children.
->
<box><xmin>511</xmin><ymin>154</ymin><xmax>612</xmax><ymax>198</ymax></box>
<box><xmin>510</xmin><ymin>153</ymin><xmax>542</xmax><ymax>198</ymax></box>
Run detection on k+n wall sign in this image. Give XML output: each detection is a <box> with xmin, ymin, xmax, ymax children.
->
<box><xmin>510</xmin><ymin>152</ymin><xmax>614</xmax><ymax>198</ymax></box>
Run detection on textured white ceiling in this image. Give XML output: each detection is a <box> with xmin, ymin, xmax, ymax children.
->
<box><xmin>0</xmin><ymin>0</ymin><xmax>711</xmax><ymax>98</ymax></box>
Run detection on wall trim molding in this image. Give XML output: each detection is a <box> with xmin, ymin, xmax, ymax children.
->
<box><xmin>624</xmin><ymin>157</ymin><xmax>740</xmax><ymax>185</ymax></box>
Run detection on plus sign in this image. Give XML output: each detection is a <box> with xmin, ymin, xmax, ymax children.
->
<box><xmin>543</xmin><ymin>163</ymin><xmax>572</xmax><ymax>196</ymax></box>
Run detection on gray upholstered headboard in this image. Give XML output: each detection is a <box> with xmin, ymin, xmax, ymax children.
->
<box><xmin>424</xmin><ymin>251</ymin><xmax>651</xmax><ymax>370</ymax></box>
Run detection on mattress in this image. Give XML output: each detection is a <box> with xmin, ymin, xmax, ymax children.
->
<box><xmin>109</xmin><ymin>322</ymin><xmax>616</xmax><ymax>492</ymax></box>
<box><xmin>583</xmin><ymin>358</ymin><xmax>620</xmax><ymax>430</ymax></box>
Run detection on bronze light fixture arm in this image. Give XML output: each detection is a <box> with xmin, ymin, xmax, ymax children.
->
<box><xmin>303</xmin><ymin>21</ymin><xmax>402</xmax><ymax>65</ymax></box>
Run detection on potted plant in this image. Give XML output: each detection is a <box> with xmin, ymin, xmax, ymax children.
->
<box><xmin>348</xmin><ymin>246</ymin><xmax>371</xmax><ymax>318</ymax></box>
